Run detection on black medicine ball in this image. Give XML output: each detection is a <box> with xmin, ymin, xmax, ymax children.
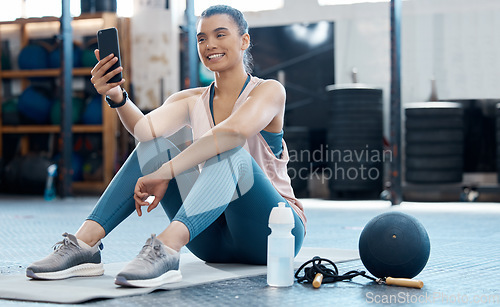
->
<box><xmin>358</xmin><ymin>211</ymin><xmax>430</xmax><ymax>279</ymax></box>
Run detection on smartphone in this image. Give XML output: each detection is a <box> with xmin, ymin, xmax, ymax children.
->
<box><xmin>97</xmin><ymin>27</ymin><xmax>122</xmax><ymax>83</ymax></box>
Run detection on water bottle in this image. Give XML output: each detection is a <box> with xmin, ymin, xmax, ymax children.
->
<box><xmin>44</xmin><ymin>164</ymin><xmax>57</xmax><ymax>201</ymax></box>
<box><xmin>267</xmin><ymin>201</ymin><xmax>295</xmax><ymax>287</ymax></box>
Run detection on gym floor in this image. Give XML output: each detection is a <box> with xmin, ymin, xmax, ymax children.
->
<box><xmin>1</xmin><ymin>195</ymin><xmax>499</xmax><ymax>306</ymax></box>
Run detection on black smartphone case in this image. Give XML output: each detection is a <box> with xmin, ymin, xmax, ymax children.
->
<box><xmin>97</xmin><ymin>27</ymin><xmax>122</xmax><ymax>83</ymax></box>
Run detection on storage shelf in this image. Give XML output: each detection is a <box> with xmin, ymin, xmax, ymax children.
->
<box><xmin>0</xmin><ymin>67</ymin><xmax>91</xmax><ymax>78</ymax></box>
<box><xmin>1</xmin><ymin>125</ymin><xmax>102</xmax><ymax>134</ymax></box>
<box><xmin>0</xmin><ymin>12</ymin><xmax>128</xmax><ymax>195</ymax></box>
<box><xmin>72</xmin><ymin>180</ymin><xmax>107</xmax><ymax>192</ymax></box>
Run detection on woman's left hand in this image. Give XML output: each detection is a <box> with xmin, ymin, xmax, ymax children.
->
<box><xmin>133</xmin><ymin>174</ymin><xmax>170</xmax><ymax>216</ymax></box>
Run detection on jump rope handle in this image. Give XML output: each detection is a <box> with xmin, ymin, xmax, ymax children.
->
<box><xmin>385</xmin><ymin>277</ymin><xmax>424</xmax><ymax>289</ymax></box>
<box><xmin>312</xmin><ymin>273</ymin><xmax>323</xmax><ymax>288</ymax></box>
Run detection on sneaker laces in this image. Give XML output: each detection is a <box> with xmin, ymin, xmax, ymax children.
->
<box><xmin>52</xmin><ymin>233</ymin><xmax>80</xmax><ymax>256</ymax></box>
<box><xmin>137</xmin><ymin>235</ymin><xmax>165</xmax><ymax>264</ymax></box>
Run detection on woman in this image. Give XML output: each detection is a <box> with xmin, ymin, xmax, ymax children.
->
<box><xmin>26</xmin><ymin>5</ymin><xmax>306</xmax><ymax>288</ymax></box>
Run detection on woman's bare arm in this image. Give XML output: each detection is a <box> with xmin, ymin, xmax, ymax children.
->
<box><xmin>132</xmin><ymin>89</ymin><xmax>198</xmax><ymax>142</ymax></box>
<box><xmin>91</xmin><ymin>50</ymin><xmax>194</xmax><ymax>141</ymax></box>
<box><xmin>150</xmin><ymin>79</ymin><xmax>286</xmax><ymax>180</ymax></box>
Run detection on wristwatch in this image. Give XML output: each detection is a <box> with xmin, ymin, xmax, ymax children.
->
<box><xmin>105</xmin><ymin>88</ymin><xmax>128</xmax><ymax>108</ymax></box>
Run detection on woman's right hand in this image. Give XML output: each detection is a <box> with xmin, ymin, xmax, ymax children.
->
<box><xmin>90</xmin><ymin>49</ymin><xmax>125</xmax><ymax>102</ymax></box>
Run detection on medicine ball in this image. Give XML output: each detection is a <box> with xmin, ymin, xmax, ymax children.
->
<box><xmin>18</xmin><ymin>44</ymin><xmax>49</xmax><ymax>70</ymax></box>
<box><xmin>83</xmin><ymin>152</ymin><xmax>103</xmax><ymax>181</ymax></box>
<box><xmin>18</xmin><ymin>87</ymin><xmax>53</xmax><ymax>124</ymax></box>
<box><xmin>53</xmin><ymin>152</ymin><xmax>84</xmax><ymax>182</ymax></box>
<box><xmin>50</xmin><ymin>97</ymin><xmax>85</xmax><ymax>125</ymax></box>
<box><xmin>358</xmin><ymin>211</ymin><xmax>430</xmax><ymax>279</ymax></box>
<box><xmin>3</xmin><ymin>155</ymin><xmax>52</xmax><ymax>194</ymax></box>
<box><xmin>72</xmin><ymin>153</ymin><xmax>84</xmax><ymax>182</ymax></box>
<box><xmin>81</xmin><ymin>40</ymin><xmax>98</xmax><ymax>68</ymax></box>
<box><xmin>2</xmin><ymin>97</ymin><xmax>20</xmax><ymax>125</ymax></box>
<box><xmin>1</xmin><ymin>49</ymin><xmax>11</xmax><ymax>70</ymax></box>
<box><xmin>48</xmin><ymin>44</ymin><xmax>83</xmax><ymax>68</ymax></box>
<box><xmin>81</xmin><ymin>49</ymin><xmax>98</xmax><ymax>68</ymax></box>
<box><xmin>82</xmin><ymin>96</ymin><xmax>102</xmax><ymax>125</ymax></box>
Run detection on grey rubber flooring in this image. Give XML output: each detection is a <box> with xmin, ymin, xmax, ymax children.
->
<box><xmin>1</xmin><ymin>196</ymin><xmax>500</xmax><ymax>306</ymax></box>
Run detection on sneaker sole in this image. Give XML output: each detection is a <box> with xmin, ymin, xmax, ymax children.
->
<box><xmin>114</xmin><ymin>270</ymin><xmax>182</xmax><ymax>288</ymax></box>
<box><xmin>26</xmin><ymin>263</ymin><xmax>104</xmax><ymax>280</ymax></box>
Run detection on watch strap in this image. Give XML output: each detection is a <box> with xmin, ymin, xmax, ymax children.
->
<box><xmin>106</xmin><ymin>89</ymin><xmax>128</xmax><ymax>108</ymax></box>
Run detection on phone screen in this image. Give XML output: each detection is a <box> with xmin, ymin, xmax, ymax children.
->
<box><xmin>97</xmin><ymin>27</ymin><xmax>122</xmax><ymax>83</ymax></box>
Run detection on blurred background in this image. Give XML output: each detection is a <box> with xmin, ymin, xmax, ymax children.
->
<box><xmin>0</xmin><ymin>0</ymin><xmax>498</xmax><ymax>202</ymax></box>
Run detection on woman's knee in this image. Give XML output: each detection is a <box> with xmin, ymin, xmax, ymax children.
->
<box><xmin>205</xmin><ymin>147</ymin><xmax>253</xmax><ymax>179</ymax></box>
<box><xmin>136</xmin><ymin>138</ymin><xmax>180</xmax><ymax>175</ymax></box>
<box><xmin>292</xmin><ymin>217</ymin><xmax>305</xmax><ymax>257</ymax></box>
<box><xmin>205</xmin><ymin>146</ymin><xmax>242</xmax><ymax>164</ymax></box>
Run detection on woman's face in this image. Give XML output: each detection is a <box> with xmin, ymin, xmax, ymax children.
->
<box><xmin>196</xmin><ymin>14</ymin><xmax>249</xmax><ymax>73</ymax></box>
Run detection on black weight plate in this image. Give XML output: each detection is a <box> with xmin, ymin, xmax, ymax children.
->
<box><xmin>404</xmin><ymin>102</ymin><xmax>463</xmax><ymax>116</ymax></box>
<box><xmin>406</xmin><ymin>156</ymin><xmax>463</xmax><ymax>170</ymax></box>
<box><xmin>330</xmin><ymin>180</ymin><xmax>383</xmax><ymax>191</ymax></box>
<box><xmin>330</xmin><ymin>120</ymin><xmax>382</xmax><ymax>128</ymax></box>
<box><xmin>406</xmin><ymin>130</ymin><xmax>463</xmax><ymax>143</ymax></box>
<box><xmin>405</xmin><ymin>118</ymin><xmax>463</xmax><ymax>130</ymax></box>
<box><xmin>326</xmin><ymin>141</ymin><xmax>383</xmax><ymax>150</ymax></box>
<box><xmin>329</xmin><ymin>128</ymin><xmax>383</xmax><ymax>136</ymax></box>
<box><xmin>406</xmin><ymin>144</ymin><xmax>463</xmax><ymax>156</ymax></box>
<box><xmin>332</xmin><ymin>102</ymin><xmax>383</xmax><ymax>111</ymax></box>
<box><xmin>331</xmin><ymin>116</ymin><xmax>383</xmax><ymax>125</ymax></box>
<box><xmin>405</xmin><ymin>170</ymin><xmax>462</xmax><ymax>183</ymax></box>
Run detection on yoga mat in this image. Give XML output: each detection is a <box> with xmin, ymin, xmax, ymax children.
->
<box><xmin>0</xmin><ymin>247</ymin><xmax>359</xmax><ymax>304</ymax></box>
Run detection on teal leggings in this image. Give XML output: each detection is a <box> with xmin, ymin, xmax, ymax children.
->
<box><xmin>87</xmin><ymin>138</ymin><xmax>304</xmax><ymax>265</ymax></box>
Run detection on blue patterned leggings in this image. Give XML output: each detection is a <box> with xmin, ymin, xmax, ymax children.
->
<box><xmin>87</xmin><ymin>138</ymin><xmax>304</xmax><ymax>265</ymax></box>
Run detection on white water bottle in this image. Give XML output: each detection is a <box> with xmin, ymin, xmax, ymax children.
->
<box><xmin>267</xmin><ymin>201</ymin><xmax>295</xmax><ymax>287</ymax></box>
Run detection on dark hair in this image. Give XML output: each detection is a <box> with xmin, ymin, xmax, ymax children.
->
<box><xmin>199</xmin><ymin>5</ymin><xmax>253</xmax><ymax>73</ymax></box>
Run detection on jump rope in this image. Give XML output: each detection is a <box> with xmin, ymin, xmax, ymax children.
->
<box><xmin>295</xmin><ymin>256</ymin><xmax>424</xmax><ymax>289</ymax></box>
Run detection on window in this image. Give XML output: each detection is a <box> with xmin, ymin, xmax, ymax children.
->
<box><xmin>195</xmin><ymin>0</ymin><xmax>284</xmax><ymax>15</ymax></box>
<box><xmin>0</xmin><ymin>0</ymin><xmax>133</xmax><ymax>22</ymax></box>
<box><xmin>318</xmin><ymin>0</ymin><xmax>388</xmax><ymax>5</ymax></box>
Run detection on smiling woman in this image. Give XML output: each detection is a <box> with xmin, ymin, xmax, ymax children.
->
<box><xmin>26</xmin><ymin>4</ymin><xmax>306</xmax><ymax>289</ymax></box>
<box><xmin>197</xmin><ymin>5</ymin><xmax>253</xmax><ymax>74</ymax></box>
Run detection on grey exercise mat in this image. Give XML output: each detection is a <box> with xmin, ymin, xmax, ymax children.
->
<box><xmin>0</xmin><ymin>247</ymin><xmax>359</xmax><ymax>304</ymax></box>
